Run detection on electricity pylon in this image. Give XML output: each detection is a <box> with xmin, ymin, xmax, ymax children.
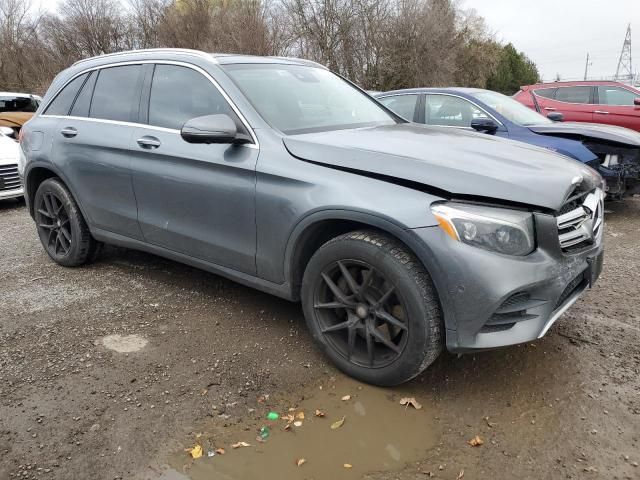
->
<box><xmin>615</xmin><ymin>24</ymin><xmax>633</xmax><ymax>83</ymax></box>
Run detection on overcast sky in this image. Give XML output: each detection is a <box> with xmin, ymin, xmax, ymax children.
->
<box><xmin>462</xmin><ymin>0</ymin><xmax>640</xmax><ymax>82</ymax></box>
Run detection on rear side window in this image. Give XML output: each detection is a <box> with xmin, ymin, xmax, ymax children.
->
<box><xmin>378</xmin><ymin>95</ymin><xmax>419</xmax><ymax>121</ymax></box>
<box><xmin>44</xmin><ymin>73</ymin><xmax>89</xmax><ymax>116</ymax></box>
<box><xmin>597</xmin><ymin>86</ymin><xmax>637</xmax><ymax>106</ymax></box>
<box><xmin>555</xmin><ymin>86</ymin><xmax>591</xmax><ymax>104</ymax></box>
<box><xmin>148</xmin><ymin>64</ymin><xmax>232</xmax><ymax>130</ymax></box>
<box><xmin>534</xmin><ymin>88</ymin><xmax>556</xmax><ymax>99</ymax></box>
<box><xmin>70</xmin><ymin>71</ymin><xmax>97</xmax><ymax>117</ymax></box>
<box><xmin>425</xmin><ymin>94</ymin><xmax>489</xmax><ymax>127</ymax></box>
<box><xmin>90</xmin><ymin>65</ymin><xmax>142</xmax><ymax>122</ymax></box>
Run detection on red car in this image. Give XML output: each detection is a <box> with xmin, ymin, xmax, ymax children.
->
<box><xmin>514</xmin><ymin>81</ymin><xmax>640</xmax><ymax>132</ymax></box>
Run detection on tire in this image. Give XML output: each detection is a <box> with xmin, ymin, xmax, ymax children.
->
<box><xmin>301</xmin><ymin>230</ymin><xmax>443</xmax><ymax>386</ymax></box>
<box><xmin>34</xmin><ymin>178</ymin><xmax>97</xmax><ymax>267</ymax></box>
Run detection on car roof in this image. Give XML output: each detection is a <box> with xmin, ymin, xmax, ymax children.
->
<box><xmin>377</xmin><ymin>87</ymin><xmax>486</xmax><ymax>96</ymax></box>
<box><xmin>71</xmin><ymin>48</ymin><xmax>326</xmax><ymax>69</ymax></box>
<box><xmin>0</xmin><ymin>92</ymin><xmax>42</xmax><ymax>99</ymax></box>
<box><xmin>521</xmin><ymin>80</ymin><xmax>638</xmax><ymax>90</ymax></box>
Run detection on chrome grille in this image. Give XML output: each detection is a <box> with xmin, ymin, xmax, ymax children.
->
<box><xmin>557</xmin><ymin>188</ymin><xmax>604</xmax><ymax>251</ymax></box>
<box><xmin>0</xmin><ymin>164</ymin><xmax>21</xmax><ymax>191</ymax></box>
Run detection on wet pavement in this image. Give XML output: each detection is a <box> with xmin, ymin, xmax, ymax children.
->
<box><xmin>1</xmin><ymin>196</ymin><xmax>639</xmax><ymax>480</ymax></box>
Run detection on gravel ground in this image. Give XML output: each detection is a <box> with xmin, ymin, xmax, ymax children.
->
<box><xmin>0</xmin><ymin>196</ymin><xmax>639</xmax><ymax>480</ymax></box>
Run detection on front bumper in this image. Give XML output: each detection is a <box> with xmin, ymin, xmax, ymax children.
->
<box><xmin>411</xmin><ymin>212</ymin><xmax>603</xmax><ymax>352</ymax></box>
<box><xmin>0</xmin><ymin>186</ymin><xmax>23</xmax><ymax>200</ymax></box>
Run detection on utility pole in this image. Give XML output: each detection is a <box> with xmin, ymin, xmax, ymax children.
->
<box><xmin>615</xmin><ymin>24</ymin><xmax>633</xmax><ymax>84</ymax></box>
<box><xmin>584</xmin><ymin>52</ymin><xmax>590</xmax><ymax>80</ymax></box>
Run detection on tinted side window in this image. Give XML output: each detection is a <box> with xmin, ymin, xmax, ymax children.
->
<box><xmin>597</xmin><ymin>86</ymin><xmax>637</xmax><ymax>106</ymax></box>
<box><xmin>534</xmin><ymin>88</ymin><xmax>556</xmax><ymax>99</ymax></box>
<box><xmin>378</xmin><ymin>95</ymin><xmax>419</xmax><ymax>121</ymax></box>
<box><xmin>70</xmin><ymin>71</ymin><xmax>96</xmax><ymax>117</ymax></box>
<box><xmin>148</xmin><ymin>65</ymin><xmax>232</xmax><ymax>130</ymax></box>
<box><xmin>555</xmin><ymin>86</ymin><xmax>591</xmax><ymax>104</ymax></box>
<box><xmin>44</xmin><ymin>73</ymin><xmax>88</xmax><ymax>116</ymax></box>
<box><xmin>425</xmin><ymin>95</ymin><xmax>489</xmax><ymax>127</ymax></box>
<box><xmin>90</xmin><ymin>65</ymin><xmax>142</xmax><ymax>122</ymax></box>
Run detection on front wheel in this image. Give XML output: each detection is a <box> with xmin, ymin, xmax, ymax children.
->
<box><xmin>34</xmin><ymin>178</ymin><xmax>98</xmax><ymax>267</ymax></box>
<box><xmin>301</xmin><ymin>230</ymin><xmax>443</xmax><ymax>386</ymax></box>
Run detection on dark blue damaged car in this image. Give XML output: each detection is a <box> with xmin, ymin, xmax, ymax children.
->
<box><xmin>376</xmin><ymin>88</ymin><xmax>640</xmax><ymax>198</ymax></box>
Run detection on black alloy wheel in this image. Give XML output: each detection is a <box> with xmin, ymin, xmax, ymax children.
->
<box><xmin>314</xmin><ymin>259</ymin><xmax>408</xmax><ymax>368</ymax></box>
<box><xmin>301</xmin><ymin>230</ymin><xmax>443</xmax><ymax>386</ymax></box>
<box><xmin>36</xmin><ymin>191</ymin><xmax>73</xmax><ymax>257</ymax></box>
<box><xmin>34</xmin><ymin>178</ymin><xmax>98</xmax><ymax>267</ymax></box>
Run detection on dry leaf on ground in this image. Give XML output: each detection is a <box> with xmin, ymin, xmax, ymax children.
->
<box><xmin>331</xmin><ymin>416</ymin><xmax>346</xmax><ymax>429</ymax></box>
<box><xmin>467</xmin><ymin>435</ymin><xmax>484</xmax><ymax>447</ymax></box>
<box><xmin>399</xmin><ymin>397</ymin><xmax>422</xmax><ymax>409</ymax></box>
<box><xmin>215</xmin><ymin>448</ymin><xmax>225</xmax><ymax>455</ymax></box>
<box><xmin>484</xmin><ymin>416</ymin><xmax>497</xmax><ymax>428</ymax></box>
<box><xmin>296</xmin><ymin>458</ymin><xmax>306</xmax><ymax>467</ymax></box>
<box><xmin>187</xmin><ymin>445</ymin><xmax>203</xmax><ymax>459</ymax></box>
<box><xmin>231</xmin><ymin>441</ymin><xmax>251</xmax><ymax>449</ymax></box>
<box><xmin>293</xmin><ymin>421</ymin><xmax>303</xmax><ymax>427</ymax></box>
<box><xmin>457</xmin><ymin>469</ymin><xmax>465</xmax><ymax>479</ymax></box>
<box><xmin>343</xmin><ymin>463</ymin><xmax>353</xmax><ymax>469</ymax></box>
<box><xmin>295</xmin><ymin>411</ymin><xmax>305</xmax><ymax>420</ymax></box>
<box><xmin>315</xmin><ymin>409</ymin><xmax>325</xmax><ymax>417</ymax></box>
<box><xmin>341</xmin><ymin>395</ymin><xmax>351</xmax><ymax>401</ymax></box>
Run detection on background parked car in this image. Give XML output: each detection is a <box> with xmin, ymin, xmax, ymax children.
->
<box><xmin>376</xmin><ymin>88</ymin><xmax>640</xmax><ymax>198</ymax></box>
<box><xmin>0</xmin><ymin>92</ymin><xmax>42</xmax><ymax>139</ymax></box>
<box><xmin>514</xmin><ymin>81</ymin><xmax>640</xmax><ymax>132</ymax></box>
<box><xmin>0</xmin><ymin>126</ymin><xmax>23</xmax><ymax>200</ymax></box>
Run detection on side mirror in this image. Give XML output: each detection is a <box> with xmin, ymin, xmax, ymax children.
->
<box><xmin>0</xmin><ymin>126</ymin><xmax>14</xmax><ymax>137</ymax></box>
<box><xmin>470</xmin><ymin>118</ymin><xmax>499</xmax><ymax>134</ymax></box>
<box><xmin>547</xmin><ymin>111</ymin><xmax>564</xmax><ymax>122</ymax></box>
<box><xmin>180</xmin><ymin>114</ymin><xmax>250</xmax><ymax>145</ymax></box>
<box><xmin>634</xmin><ymin>98</ymin><xmax>640</xmax><ymax>106</ymax></box>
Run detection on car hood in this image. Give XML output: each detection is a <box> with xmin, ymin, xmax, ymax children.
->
<box><xmin>527</xmin><ymin>122</ymin><xmax>640</xmax><ymax>147</ymax></box>
<box><xmin>0</xmin><ymin>111</ymin><xmax>33</xmax><ymax>128</ymax></box>
<box><xmin>283</xmin><ymin>123</ymin><xmax>598</xmax><ymax>211</ymax></box>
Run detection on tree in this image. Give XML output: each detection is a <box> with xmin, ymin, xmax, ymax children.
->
<box><xmin>485</xmin><ymin>43</ymin><xmax>540</xmax><ymax>95</ymax></box>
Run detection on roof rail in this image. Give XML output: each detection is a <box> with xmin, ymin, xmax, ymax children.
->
<box><xmin>72</xmin><ymin>48</ymin><xmax>214</xmax><ymax>66</ymax></box>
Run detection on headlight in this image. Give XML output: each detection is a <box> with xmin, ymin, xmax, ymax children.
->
<box><xmin>431</xmin><ymin>202</ymin><xmax>535</xmax><ymax>256</ymax></box>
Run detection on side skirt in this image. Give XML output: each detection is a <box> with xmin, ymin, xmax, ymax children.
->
<box><xmin>91</xmin><ymin>227</ymin><xmax>295</xmax><ymax>301</ymax></box>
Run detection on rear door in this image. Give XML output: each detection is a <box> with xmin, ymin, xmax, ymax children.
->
<box><xmin>45</xmin><ymin>64</ymin><xmax>144</xmax><ymax>239</ymax></box>
<box><xmin>593</xmin><ymin>85</ymin><xmax>640</xmax><ymax>131</ymax></box>
<box><xmin>543</xmin><ymin>86</ymin><xmax>594</xmax><ymax>122</ymax></box>
<box><xmin>129</xmin><ymin>63</ymin><xmax>258</xmax><ymax>274</ymax></box>
<box><xmin>377</xmin><ymin>94</ymin><xmax>420</xmax><ymax>122</ymax></box>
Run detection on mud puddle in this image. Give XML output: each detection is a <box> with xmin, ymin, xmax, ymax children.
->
<box><xmin>159</xmin><ymin>376</ymin><xmax>439</xmax><ymax>479</ymax></box>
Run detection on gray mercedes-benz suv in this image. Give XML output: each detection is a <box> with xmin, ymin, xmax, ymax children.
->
<box><xmin>19</xmin><ymin>49</ymin><xmax>604</xmax><ymax>386</ymax></box>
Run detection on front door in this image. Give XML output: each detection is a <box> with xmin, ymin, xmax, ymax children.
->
<box><xmin>130</xmin><ymin>63</ymin><xmax>258</xmax><ymax>274</ymax></box>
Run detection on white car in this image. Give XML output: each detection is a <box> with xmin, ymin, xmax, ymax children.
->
<box><xmin>0</xmin><ymin>127</ymin><xmax>23</xmax><ymax>200</ymax></box>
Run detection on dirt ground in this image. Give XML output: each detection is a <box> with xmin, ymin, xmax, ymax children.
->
<box><xmin>1</xmin><ymin>196</ymin><xmax>639</xmax><ymax>480</ymax></box>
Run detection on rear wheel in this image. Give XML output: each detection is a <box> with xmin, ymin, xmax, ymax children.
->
<box><xmin>34</xmin><ymin>178</ymin><xmax>97</xmax><ymax>267</ymax></box>
<box><xmin>301</xmin><ymin>230</ymin><xmax>443</xmax><ymax>386</ymax></box>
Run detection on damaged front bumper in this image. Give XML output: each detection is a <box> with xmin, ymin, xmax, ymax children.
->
<box><xmin>410</xmin><ymin>211</ymin><xmax>604</xmax><ymax>353</ymax></box>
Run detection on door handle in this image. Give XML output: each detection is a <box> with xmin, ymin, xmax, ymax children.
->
<box><xmin>60</xmin><ymin>127</ymin><xmax>77</xmax><ymax>138</ymax></box>
<box><xmin>137</xmin><ymin>136</ymin><xmax>161</xmax><ymax>149</ymax></box>
<box><xmin>544</xmin><ymin>107</ymin><xmax>556</xmax><ymax>111</ymax></box>
<box><xmin>594</xmin><ymin>110</ymin><xmax>609</xmax><ymax>115</ymax></box>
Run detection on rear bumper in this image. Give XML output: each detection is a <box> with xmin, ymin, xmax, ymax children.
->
<box><xmin>411</xmin><ymin>212</ymin><xmax>604</xmax><ymax>352</ymax></box>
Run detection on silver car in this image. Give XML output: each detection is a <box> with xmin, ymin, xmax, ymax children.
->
<box><xmin>20</xmin><ymin>49</ymin><xmax>604</xmax><ymax>385</ymax></box>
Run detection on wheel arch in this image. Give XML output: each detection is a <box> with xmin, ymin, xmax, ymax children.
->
<box><xmin>284</xmin><ymin>210</ymin><xmax>449</xmax><ymax>316</ymax></box>
<box><xmin>24</xmin><ymin>163</ymin><xmax>90</xmax><ymax>224</ymax></box>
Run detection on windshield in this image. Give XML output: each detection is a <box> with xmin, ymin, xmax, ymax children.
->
<box><xmin>0</xmin><ymin>95</ymin><xmax>39</xmax><ymax>113</ymax></box>
<box><xmin>470</xmin><ymin>90</ymin><xmax>550</xmax><ymax>126</ymax></box>
<box><xmin>223</xmin><ymin>64</ymin><xmax>397</xmax><ymax>135</ymax></box>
